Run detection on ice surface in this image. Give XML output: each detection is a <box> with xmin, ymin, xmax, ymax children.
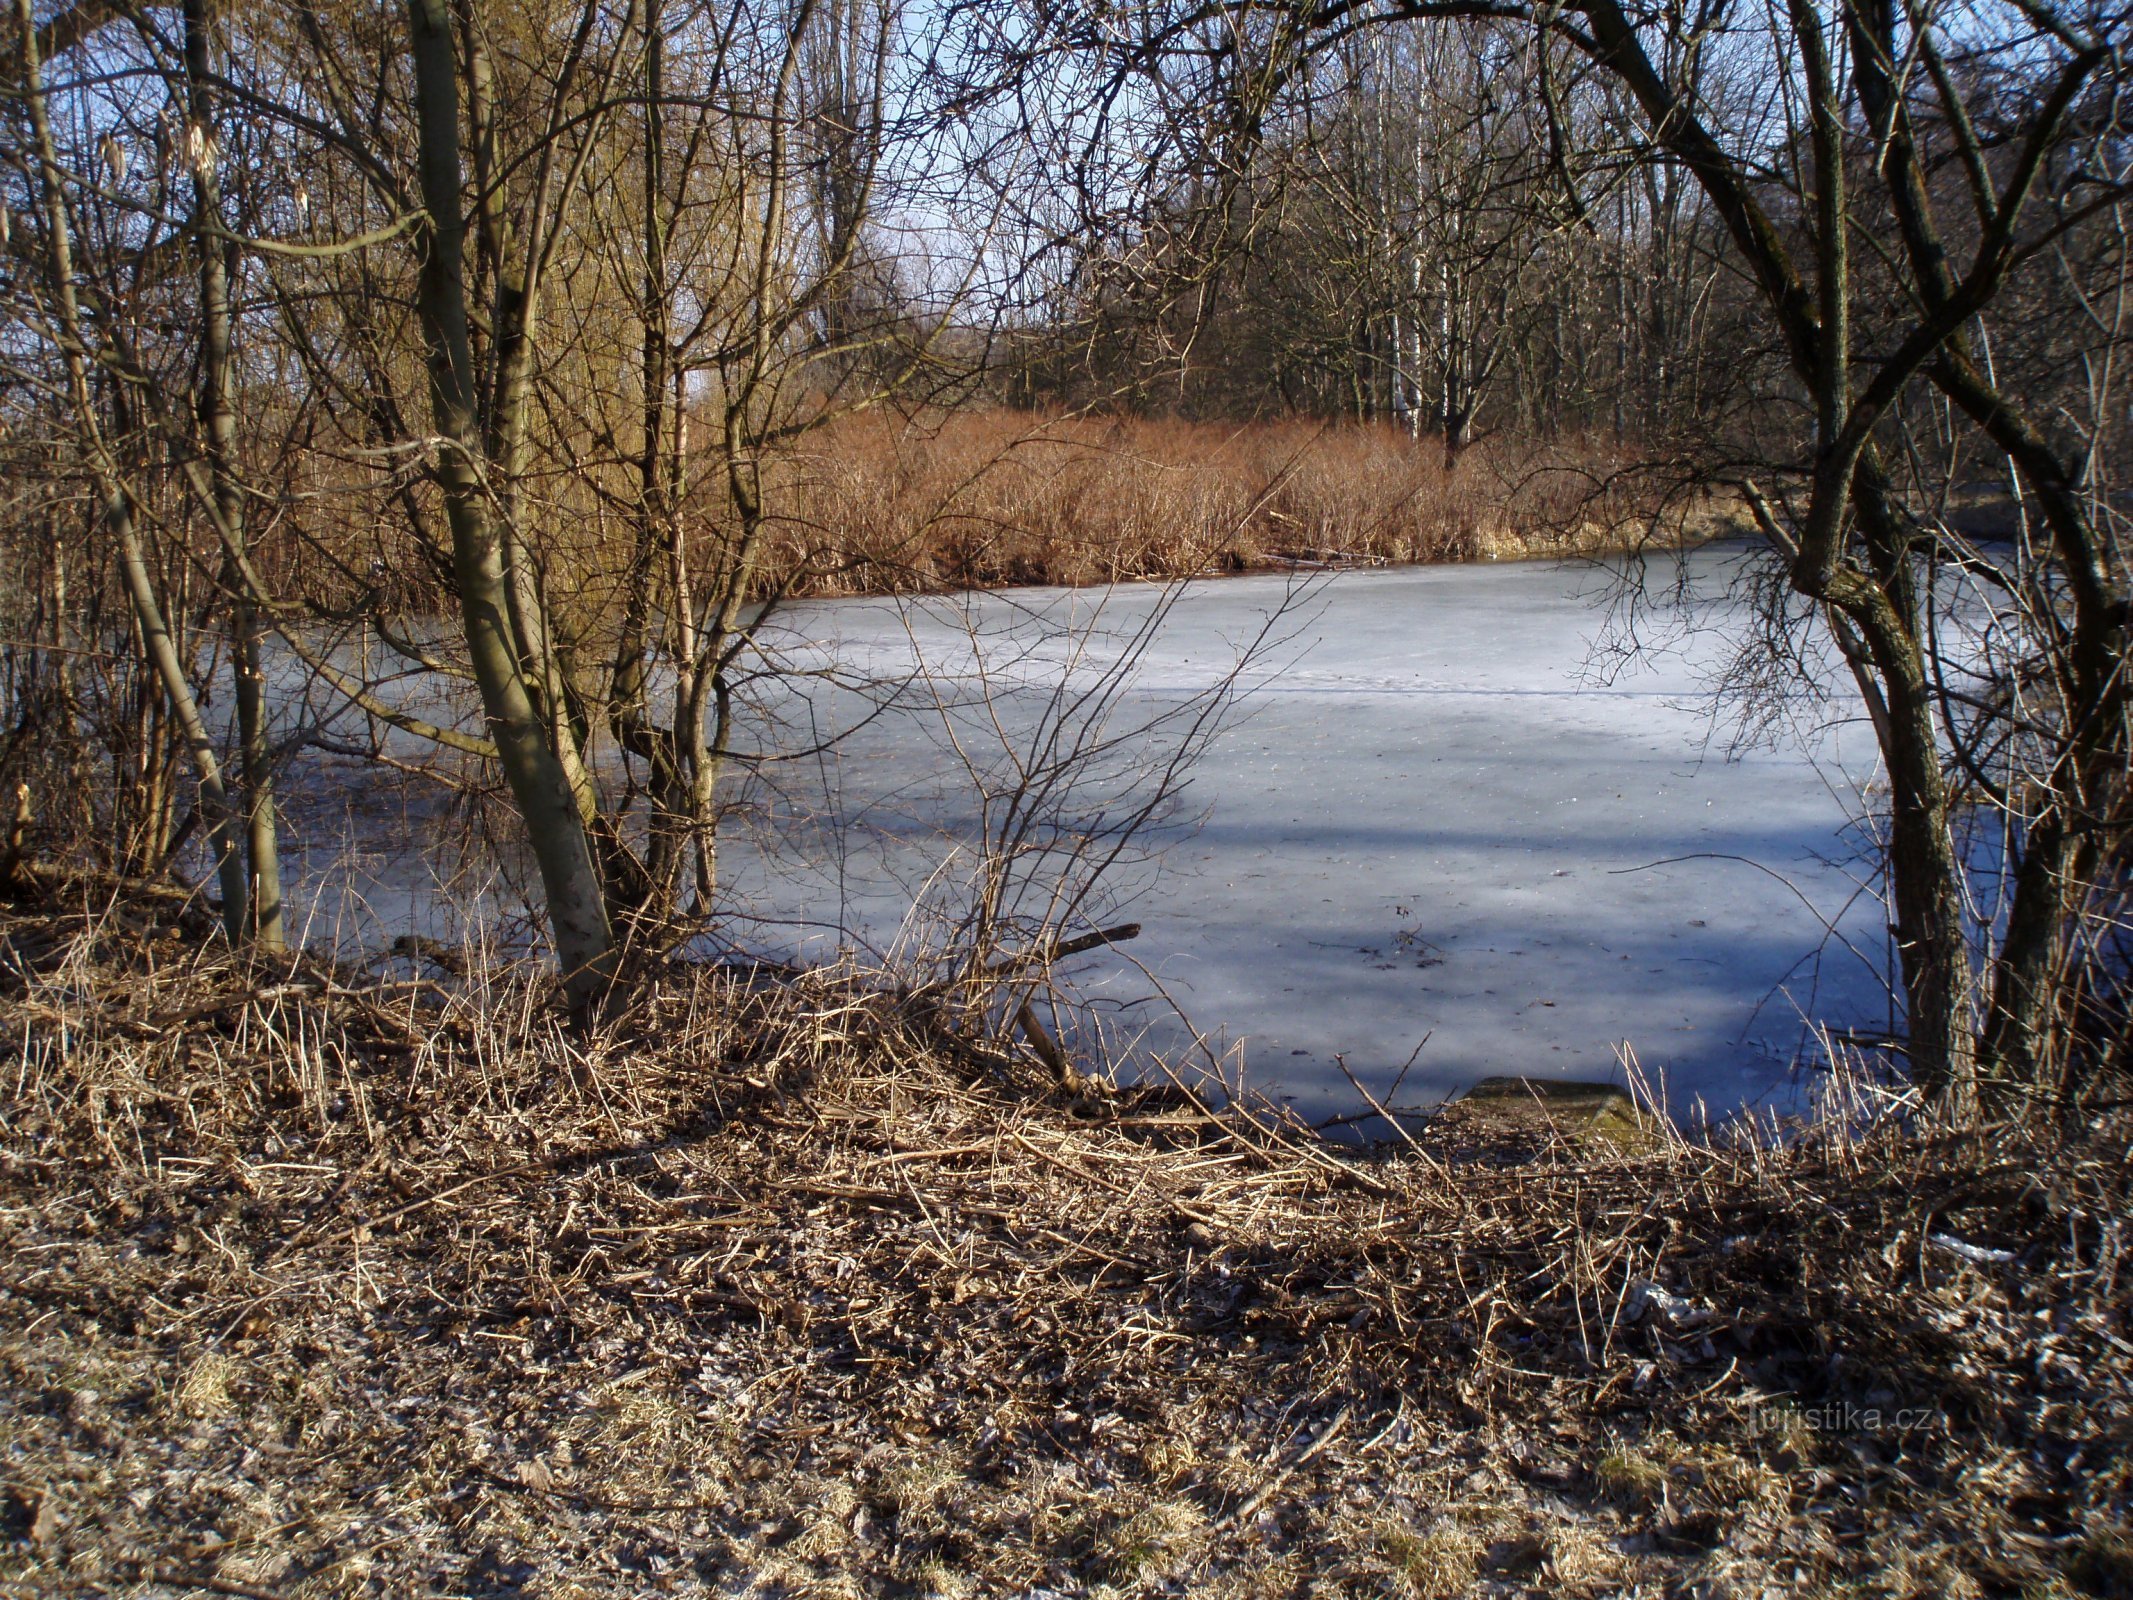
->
<box><xmin>273</xmin><ymin>547</ymin><xmax>1898</xmax><ymax>1126</ymax></box>
<box><xmin>708</xmin><ymin>547</ymin><xmax>1895</xmax><ymax>1126</ymax></box>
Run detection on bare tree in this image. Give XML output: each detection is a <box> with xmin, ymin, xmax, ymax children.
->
<box><xmin>183</xmin><ymin>0</ymin><xmax>283</xmax><ymax>952</ymax></box>
<box><xmin>1057</xmin><ymin>0</ymin><xmax>2131</xmax><ymax>1102</ymax></box>
<box><xmin>2</xmin><ymin>0</ymin><xmax>1045</xmax><ymax>1007</ymax></box>
<box><xmin>7</xmin><ymin>0</ymin><xmax>256</xmax><ymax>942</ymax></box>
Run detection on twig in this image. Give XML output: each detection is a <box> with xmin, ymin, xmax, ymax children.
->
<box><xmin>1225</xmin><ymin>1402</ymin><xmax>1353</xmax><ymax>1526</ymax></box>
<box><xmin>151</xmin><ymin>1571</ymin><xmax>291</xmax><ymax>1600</ymax></box>
<box><xmin>986</xmin><ymin>921</ymin><xmax>1142</xmax><ymax>976</ymax></box>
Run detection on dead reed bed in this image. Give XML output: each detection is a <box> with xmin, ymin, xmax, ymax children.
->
<box><xmin>2</xmin><ymin>878</ymin><xmax>2128</xmax><ymax>1598</ymax></box>
<box><xmin>760</xmin><ymin>411</ymin><xmax>1684</xmax><ymax>595</ymax></box>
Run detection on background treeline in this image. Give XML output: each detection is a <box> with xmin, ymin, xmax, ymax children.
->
<box><xmin>1011</xmin><ymin>18</ymin><xmax>1747</xmax><ymax>453</ymax></box>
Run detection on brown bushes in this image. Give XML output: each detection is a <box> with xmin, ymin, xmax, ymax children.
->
<box><xmin>754</xmin><ymin>409</ymin><xmax>1679</xmax><ymax>596</ymax></box>
<box><xmin>203</xmin><ymin>410</ymin><xmax>1694</xmax><ymax>625</ymax></box>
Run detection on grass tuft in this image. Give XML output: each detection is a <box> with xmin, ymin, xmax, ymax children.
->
<box><xmin>1595</xmin><ymin>1447</ymin><xmax>1669</xmax><ymax>1507</ymax></box>
<box><xmin>172</xmin><ymin>1352</ymin><xmax>237</xmax><ymax>1420</ymax></box>
<box><xmin>1380</xmin><ymin>1521</ymin><xmax>1484</xmax><ymax>1599</ymax></box>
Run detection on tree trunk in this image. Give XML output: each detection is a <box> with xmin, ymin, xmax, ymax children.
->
<box><xmin>186</xmin><ymin>0</ymin><xmax>282</xmax><ymax>954</ymax></box>
<box><xmin>107</xmin><ymin>493</ymin><xmax>250</xmax><ymax>942</ymax></box>
<box><xmin>1843</xmin><ymin>469</ymin><xmax>1977</xmax><ymax>1100</ymax></box>
<box><xmin>1982</xmin><ymin>816</ymin><xmax>2078</xmax><ymax>1084</ymax></box>
<box><xmin>405</xmin><ymin>0</ymin><xmax>617</xmax><ymax>1014</ymax></box>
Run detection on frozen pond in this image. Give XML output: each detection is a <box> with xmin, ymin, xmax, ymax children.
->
<box><xmin>277</xmin><ymin>548</ymin><xmax>1896</xmax><ymax>1127</ymax></box>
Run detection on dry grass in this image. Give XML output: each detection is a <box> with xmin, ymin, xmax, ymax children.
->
<box><xmin>758</xmin><ymin>409</ymin><xmax>1703</xmax><ymax>595</ymax></box>
<box><xmin>1</xmin><ymin>876</ymin><xmax>2127</xmax><ymax>1597</ymax></box>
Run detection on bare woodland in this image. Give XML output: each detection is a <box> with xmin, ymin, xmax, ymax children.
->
<box><xmin>2</xmin><ymin>0</ymin><xmax>2127</xmax><ymax>1100</ymax></box>
<box><xmin>2</xmin><ymin>3</ymin><xmax>2132</xmax><ymax>1591</ymax></box>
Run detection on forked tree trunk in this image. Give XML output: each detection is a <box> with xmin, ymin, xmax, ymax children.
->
<box><xmin>1572</xmin><ymin>0</ymin><xmax>1983</xmax><ymax>1100</ymax></box>
<box><xmin>614</xmin><ymin>0</ymin><xmax>696</xmax><ymax>923</ymax></box>
<box><xmin>1844</xmin><ymin>554</ymin><xmax>1975</xmax><ymax>1098</ymax></box>
<box><xmin>110</xmin><ymin>493</ymin><xmax>253</xmax><ymax>944</ymax></box>
<box><xmin>405</xmin><ymin>0</ymin><xmax>617</xmax><ymax>1013</ymax></box>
